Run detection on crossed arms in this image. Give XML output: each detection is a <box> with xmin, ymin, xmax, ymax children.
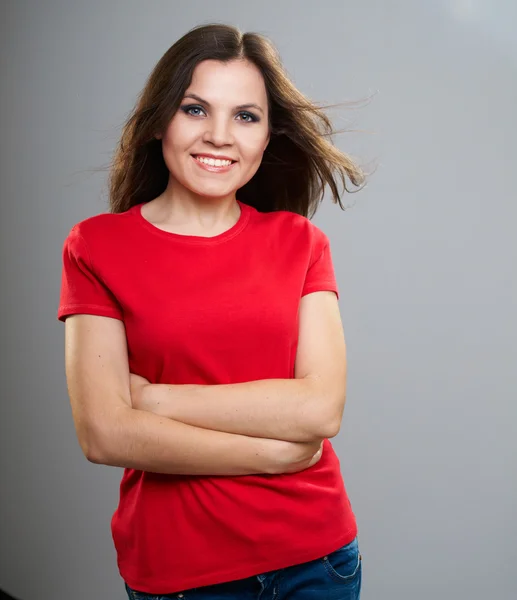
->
<box><xmin>64</xmin><ymin>291</ymin><xmax>347</xmax><ymax>475</ymax></box>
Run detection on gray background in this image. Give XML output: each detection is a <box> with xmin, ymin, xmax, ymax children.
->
<box><xmin>1</xmin><ymin>0</ymin><xmax>516</xmax><ymax>598</ymax></box>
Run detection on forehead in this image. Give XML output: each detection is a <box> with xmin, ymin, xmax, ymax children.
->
<box><xmin>187</xmin><ymin>59</ymin><xmax>268</xmax><ymax>105</ymax></box>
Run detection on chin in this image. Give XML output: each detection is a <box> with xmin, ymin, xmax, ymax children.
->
<box><xmin>188</xmin><ymin>184</ymin><xmax>236</xmax><ymax>199</ymax></box>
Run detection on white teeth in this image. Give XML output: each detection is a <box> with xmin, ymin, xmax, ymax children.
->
<box><xmin>195</xmin><ymin>156</ymin><xmax>233</xmax><ymax>167</ymax></box>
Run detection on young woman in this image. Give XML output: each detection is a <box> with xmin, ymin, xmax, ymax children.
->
<box><xmin>58</xmin><ymin>23</ymin><xmax>366</xmax><ymax>600</ymax></box>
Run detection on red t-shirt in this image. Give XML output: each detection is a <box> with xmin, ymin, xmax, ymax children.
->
<box><xmin>57</xmin><ymin>199</ymin><xmax>357</xmax><ymax>594</ymax></box>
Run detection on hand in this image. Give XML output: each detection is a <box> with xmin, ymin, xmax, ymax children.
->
<box><xmin>129</xmin><ymin>373</ymin><xmax>151</xmax><ymax>411</ymax></box>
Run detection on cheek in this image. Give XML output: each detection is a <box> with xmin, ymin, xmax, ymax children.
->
<box><xmin>161</xmin><ymin>132</ymin><xmax>194</xmax><ymax>174</ymax></box>
<box><xmin>162</xmin><ymin>119</ymin><xmax>197</xmax><ymax>153</ymax></box>
<box><xmin>240</xmin><ymin>133</ymin><xmax>269</xmax><ymax>164</ymax></box>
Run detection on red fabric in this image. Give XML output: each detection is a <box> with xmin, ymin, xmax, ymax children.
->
<box><xmin>57</xmin><ymin>200</ymin><xmax>357</xmax><ymax>594</ymax></box>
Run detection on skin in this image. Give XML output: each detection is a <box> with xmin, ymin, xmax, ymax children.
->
<box><xmin>141</xmin><ymin>58</ymin><xmax>271</xmax><ymax>236</ymax></box>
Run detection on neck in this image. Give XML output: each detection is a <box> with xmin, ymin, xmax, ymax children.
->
<box><xmin>143</xmin><ymin>183</ymin><xmax>241</xmax><ymax>235</ymax></box>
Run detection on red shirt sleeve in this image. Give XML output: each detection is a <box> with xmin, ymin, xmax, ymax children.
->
<box><xmin>57</xmin><ymin>226</ymin><xmax>123</xmax><ymax>322</ymax></box>
<box><xmin>301</xmin><ymin>227</ymin><xmax>340</xmax><ymax>299</ymax></box>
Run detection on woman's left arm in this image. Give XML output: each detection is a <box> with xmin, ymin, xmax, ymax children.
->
<box><xmin>132</xmin><ymin>291</ymin><xmax>347</xmax><ymax>443</ymax></box>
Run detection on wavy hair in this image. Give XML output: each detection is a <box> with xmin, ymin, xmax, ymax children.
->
<box><xmin>108</xmin><ymin>23</ymin><xmax>369</xmax><ymax>218</ymax></box>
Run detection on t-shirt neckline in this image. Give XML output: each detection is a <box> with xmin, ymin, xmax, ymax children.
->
<box><xmin>129</xmin><ymin>199</ymin><xmax>251</xmax><ymax>245</ymax></box>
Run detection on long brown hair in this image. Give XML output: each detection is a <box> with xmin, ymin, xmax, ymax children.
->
<box><xmin>108</xmin><ymin>23</ymin><xmax>368</xmax><ymax>219</ymax></box>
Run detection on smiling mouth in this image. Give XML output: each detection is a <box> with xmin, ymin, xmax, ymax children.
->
<box><xmin>192</xmin><ymin>155</ymin><xmax>237</xmax><ymax>167</ymax></box>
<box><xmin>191</xmin><ymin>155</ymin><xmax>237</xmax><ymax>172</ymax></box>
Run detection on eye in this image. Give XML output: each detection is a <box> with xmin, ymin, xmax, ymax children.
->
<box><xmin>237</xmin><ymin>111</ymin><xmax>259</xmax><ymax>123</ymax></box>
<box><xmin>181</xmin><ymin>104</ymin><xmax>206</xmax><ymax>117</ymax></box>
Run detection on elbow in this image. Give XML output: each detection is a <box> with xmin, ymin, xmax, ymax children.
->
<box><xmin>85</xmin><ymin>406</ymin><xmax>132</xmax><ymax>464</ymax></box>
<box><xmin>81</xmin><ymin>423</ymin><xmax>108</xmax><ymax>464</ymax></box>
<box><xmin>86</xmin><ymin>444</ymin><xmax>104</xmax><ymax>464</ymax></box>
<box><xmin>318</xmin><ymin>416</ymin><xmax>341</xmax><ymax>439</ymax></box>
<box><xmin>304</xmin><ymin>378</ymin><xmax>345</xmax><ymax>440</ymax></box>
<box><xmin>305</xmin><ymin>419</ymin><xmax>339</xmax><ymax>441</ymax></box>
<box><xmin>312</xmin><ymin>400</ymin><xmax>344</xmax><ymax>440</ymax></box>
<box><xmin>85</xmin><ymin>437</ymin><xmax>103</xmax><ymax>464</ymax></box>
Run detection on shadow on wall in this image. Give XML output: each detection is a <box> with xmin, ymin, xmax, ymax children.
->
<box><xmin>0</xmin><ymin>589</ymin><xmax>20</xmax><ymax>600</ymax></box>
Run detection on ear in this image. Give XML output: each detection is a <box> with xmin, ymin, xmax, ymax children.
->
<box><xmin>264</xmin><ymin>131</ymin><xmax>271</xmax><ymax>150</ymax></box>
<box><xmin>155</xmin><ymin>132</ymin><xmax>163</xmax><ymax>140</ymax></box>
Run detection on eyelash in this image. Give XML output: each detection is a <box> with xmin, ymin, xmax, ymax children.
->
<box><xmin>180</xmin><ymin>104</ymin><xmax>259</xmax><ymax>123</ymax></box>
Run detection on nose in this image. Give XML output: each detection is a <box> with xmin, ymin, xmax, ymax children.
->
<box><xmin>202</xmin><ymin>115</ymin><xmax>234</xmax><ymax>147</ymax></box>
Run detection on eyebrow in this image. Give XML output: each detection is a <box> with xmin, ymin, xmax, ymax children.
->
<box><xmin>183</xmin><ymin>93</ymin><xmax>264</xmax><ymax>115</ymax></box>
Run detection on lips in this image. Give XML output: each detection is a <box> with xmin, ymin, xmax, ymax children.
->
<box><xmin>192</xmin><ymin>154</ymin><xmax>237</xmax><ymax>162</ymax></box>
<box><xmin>191</xmin><ymin>155</ymin><xmax>237</xmax><ymax>173</ymax></box>
<box><xmin>192</xmin><ymin>154</ymin><xmax>236</xmax><ymax>168</ymax></box>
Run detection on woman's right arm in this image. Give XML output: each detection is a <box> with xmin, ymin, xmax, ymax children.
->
<box><xmin>64</xmin><ymin>314</ymin><xmax>322</xmax><ymax>476</ymax></box>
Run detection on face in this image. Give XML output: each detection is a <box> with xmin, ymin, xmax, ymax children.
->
<box><xmin>158</xmin><ymin>59</ymin><xmax>270</xmax><ymax>202</ymax></box>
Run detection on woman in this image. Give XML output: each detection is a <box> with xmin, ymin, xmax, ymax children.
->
<box><xmin>58</xmin><ymin>23</ymin><xmax>366</xmax><ymax>600</ymax></box>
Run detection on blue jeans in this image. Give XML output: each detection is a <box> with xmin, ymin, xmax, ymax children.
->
<box><xmin>124</xmin><ymin>536</ymin><xmax>362</xmax><ymax>599</ymax></box>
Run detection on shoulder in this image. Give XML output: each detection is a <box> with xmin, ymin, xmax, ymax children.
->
<box><xmin>252</xmin><ymin>207</ymin><xmax>330</xmax><ymax>253</ymax></box>
<box><xmin>62</xmin><ymin>209</ymin><xmax>137</xmax><ymax>259</ymax></box>
<box><xmin>67</xmin><ymin>209</ymin><xmax>133</xmax><ymax>241</ymax></box>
